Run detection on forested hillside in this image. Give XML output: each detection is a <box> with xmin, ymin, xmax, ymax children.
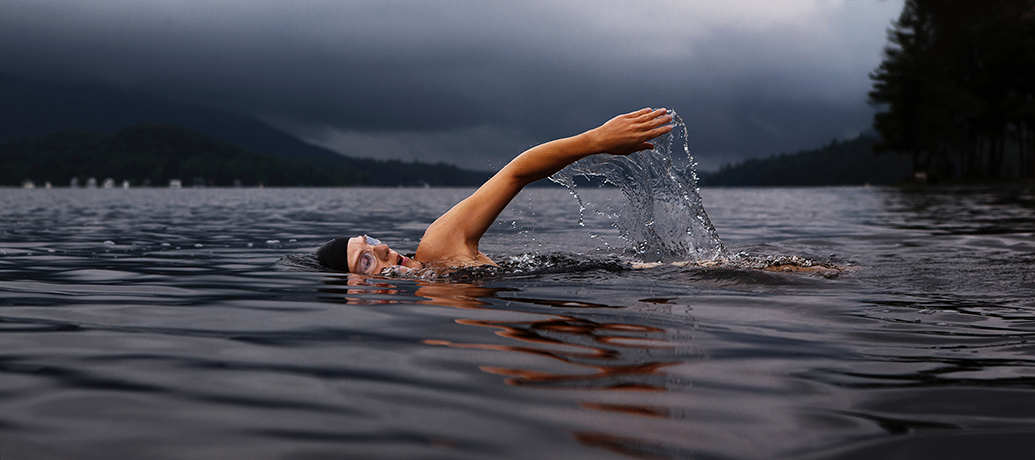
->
<box><xmin>0</xmin><ymin>74</ymin><xmax>491</xmax><ymax>187</ymax></box>
<box><xmin>702</xmin><ymin>134</ymin><xmax>912</xmax><ymax>186</ymax></box>
<box><xmin>1</xmin><ymin>124</ymin><xmax>369</xmax><ymax>187</ymax></box>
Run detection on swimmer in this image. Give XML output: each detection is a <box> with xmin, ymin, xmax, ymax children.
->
<box><xmin>317</xmin><ymin>108</ymin><xmax>674</xmax><ymax>274</ymax></box>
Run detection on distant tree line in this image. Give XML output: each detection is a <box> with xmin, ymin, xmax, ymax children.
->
<box><xmin>869</xmin><ymin>0</ymin><xmax>1035</xmax><ymax>181</ymax></box>
<box><xmin>0</xmin><ymin>124</ymin><xmax>491</xmax><ymax>187</ymax></box>
<box><xmin>703</xmin><ymin>134</ymin><xmax>912</xmax><ymax>186</ymax></box>
<box><xmin>343</xmin><ymin>157</ymin><xmax>491</xmax><ymax>188</ymax></box>
<box><xmin>0</xmin><ymin>124</ymin><xmax>368</xmax><ymax>187</ymax></box>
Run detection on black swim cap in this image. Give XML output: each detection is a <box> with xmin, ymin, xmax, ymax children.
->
<box><xmin>316</xmin><ymin>237</ymin><xmax>351</xmax><ymax>272</ymax></box>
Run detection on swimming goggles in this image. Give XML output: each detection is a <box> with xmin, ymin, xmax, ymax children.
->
<box><xmin>354</xmin><ymin>235</ymin><xmax>382</xmax><ymax>274</ymax></box>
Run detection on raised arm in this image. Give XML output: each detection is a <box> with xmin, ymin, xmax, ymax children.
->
<box><xmin>414</xmin><ymin>108</ymin><xmax>673</xmax><ymax>266</ymax></box>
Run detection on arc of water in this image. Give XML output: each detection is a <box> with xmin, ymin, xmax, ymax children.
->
<box><xmin>549</xmin><ymin>111</ymin><xmax>727</xmax><ymax>263</ymax></box>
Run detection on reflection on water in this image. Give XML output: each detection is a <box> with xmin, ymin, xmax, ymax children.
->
<box><xmin>1</xmin><ymin>186</ymin><xmax>1034</xmax><ymax>459</ymax></box>
<box><xmin>879</xmin><ymin>186</ymin><xmax>1035</xmax><ymax>234</ymax></box>
<box><xmin>322</xmin><ymin>274</ymin><xmax>683</xmax><ymax>455</ymax></box>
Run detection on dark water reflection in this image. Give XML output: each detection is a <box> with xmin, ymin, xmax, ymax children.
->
<box><xmin>326</xmin><ymin>277</ymin><xmax>679</xmax><ymax>390</ymax></box>
<box><xmin>1</xmin><ymin>186</ymin><xmax>1034</xmax><ymax>459</ymax></box>
<box><xmin>880</xmin><ymin>186</ymin><xmax>1035</xmax><ymax>235</ymax></box>
<box><xmin>319</xmin><ymin>275</ymin><xmax>688</xmax><ymax>458</ymax></box>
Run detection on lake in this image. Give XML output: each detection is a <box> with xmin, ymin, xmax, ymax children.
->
<box><xmin>1</xmin><ymin>185</ymin><xmax>1034</xmax><ymax>459</ymax></box>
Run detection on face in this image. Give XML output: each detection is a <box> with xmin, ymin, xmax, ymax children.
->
<box><xmin>347</xmin><ymin>235</ymin><xmax>422</xmax><ymax>275</ymax></box>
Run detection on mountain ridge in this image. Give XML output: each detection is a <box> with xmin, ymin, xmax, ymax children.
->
<box><xmin>0</xmin><ymin>73</ymin><xmax>490</xmax><ymax>186</ymax></box>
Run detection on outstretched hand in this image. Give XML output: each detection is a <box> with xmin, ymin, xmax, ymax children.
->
<box><xmin>587</xmin><ymin>108</ymin><xmax>674</xmax><ymax>156</ymax></box>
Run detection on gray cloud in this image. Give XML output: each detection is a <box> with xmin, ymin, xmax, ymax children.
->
<box><xmin>0</xmin><ymin>0</ymin><xmax>903</xmax><ymax>171</ymax></box>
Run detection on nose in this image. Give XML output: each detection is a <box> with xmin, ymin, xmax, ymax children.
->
<box><xmin>372</xmin><ymin>244</ymin><xmax>392</xmax><ymax>260</ymax></box>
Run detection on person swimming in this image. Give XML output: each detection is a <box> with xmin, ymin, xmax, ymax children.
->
<box><xmin>316</xmin><ymin>108</ymin><xmax>674</xmax><ymax>275</ymax></box>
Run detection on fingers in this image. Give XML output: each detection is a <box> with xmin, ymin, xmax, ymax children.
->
<box><xmin>633</xmin><ymin>114</ymin><xmax>674</xmax><ymax>149</ymax></box>
<box><xmin>633</xmin><ymin>108</ymin><xmax>672</xmax><ymax>128</ymax></box>
<box><xmin>649</xmin><ymin>123</ymin><xmax>674</xmax><ymax>137</ymax></box>
<box><xmin>619</xmin><ymin>107</ymin><xmax>672</xmax><ymax>126</ymax></box>
<box><xmin>636</xmin><ymin>107</ymin><xmax>666</xmax><ymax>118</ymax></box>
<box><xmin>636</xmin><ymin>109</ymin><xmax>673</xmax><ymax>138</ymax></box>
<box><xmin>601</xmin><ymin>107</ymin><xmax>676</xmax><ymax>155</ymax></box>
<box><xmin>625</xmin><ymin>107</ymin><xmax>665</xmax><ymax>122</ymax></box>
<box><xmin>649</xmin><ymin>114</ymin><xmax>674</xmax><ymax>129</ymax></box>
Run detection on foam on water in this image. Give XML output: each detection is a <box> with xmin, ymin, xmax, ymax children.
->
<box><xmin>549</xmin><ymin>111</ymin><xmax>727</xmax><ymax>263</ymax></box>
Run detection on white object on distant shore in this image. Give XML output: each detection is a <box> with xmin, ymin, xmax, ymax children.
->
<box><xmin>169</xmin><ymin>179</ymin><xmax>182</xmax><ymax>188</ymax></box>
<box><xmin>103</xmin><ymin>178</ymin><xmax>115</xmax><ymax>189</ymax></box>
<box><xmin>122</xmin><ymin>180</ymin><xmax>130</xmax><ymax>189</ymax></box>
<box><xmin>21</xmin><ymin>179</ymin><xmax>35</xmax><ymax>189</ymax></box>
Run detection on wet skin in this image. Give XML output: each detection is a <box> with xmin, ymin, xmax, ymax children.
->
<box><xmin>347</xmin><ymin>235</ymin><xmax>423</xmax><ymax>275</ymax></box>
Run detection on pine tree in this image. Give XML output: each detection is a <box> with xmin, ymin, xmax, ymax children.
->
<box><xmin>869</xmin><ymin>0</ymin><xmax>1035</xmax><ymax>181</ymax></box>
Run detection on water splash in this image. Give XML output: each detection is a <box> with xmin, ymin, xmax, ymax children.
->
<box><xmin>549</xmin><ymin>111</ymin><xmax>727</xmax><ymax>263</ymax></box>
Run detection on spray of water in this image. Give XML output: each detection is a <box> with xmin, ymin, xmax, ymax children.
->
<box><xmin>549</xmin><ymin>111</ymin><xmax>727</xmax><ymax>263</ymax></box>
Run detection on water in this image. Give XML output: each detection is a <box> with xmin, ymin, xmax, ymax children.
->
<box><xmin>1</xmin><ymin>185</ymin><xmax>1034</xmax><ymax>459</ymax></box>
<box><xmin>550</xmin><ymin>111</ymin><xmax>726</xmax><ymax>263</ymax></box>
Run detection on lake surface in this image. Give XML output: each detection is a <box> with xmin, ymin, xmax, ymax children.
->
<box><xmin>1</xmin><ymin>185</ymin><xmax>1034</xmax><ymax>459</ymax></box>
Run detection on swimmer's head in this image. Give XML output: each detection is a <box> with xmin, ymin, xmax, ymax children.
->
<box><xmin>317</xmin><ymin>235</ymin><xmax>421</xmax><ymax>274</ymax></box>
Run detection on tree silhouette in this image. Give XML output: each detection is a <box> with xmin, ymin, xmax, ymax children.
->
<box><xmin>869</xmin><ymin>0</ymin><xmax>1035</xmax><ymax>181</ymax></box>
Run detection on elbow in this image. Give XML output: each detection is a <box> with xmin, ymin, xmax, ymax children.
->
<box><xmin>495</xmin><ymin>164</ymin><xmax>540</xmax><ymax>189</ymax></box>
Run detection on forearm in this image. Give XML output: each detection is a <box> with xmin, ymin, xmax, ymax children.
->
<box><xmin>500</xmin><ymin>132</ymin><xmax>600</xmax><ymax>186</ymax></box>
<box><xmin>499</xmin><ymin>108</ymin><xmax>672</xmax><ymax>186</ymax></box>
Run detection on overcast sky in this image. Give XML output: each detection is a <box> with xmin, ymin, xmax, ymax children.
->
<box><xmin>0</xmin><ymin>0</ymin><xmax>903</xmax><ymax>171</ymax></box>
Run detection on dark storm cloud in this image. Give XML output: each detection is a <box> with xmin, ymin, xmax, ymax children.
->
<box><xmin>0</xmin><ymin>0</ymin><xmax>903</xmax><ymax>170</ymax></box>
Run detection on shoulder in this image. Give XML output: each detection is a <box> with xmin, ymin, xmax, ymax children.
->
<box><xmin>415</xmin><ymin>217</ymin><xmax>494</xmax><ymax>265</ymax></box>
